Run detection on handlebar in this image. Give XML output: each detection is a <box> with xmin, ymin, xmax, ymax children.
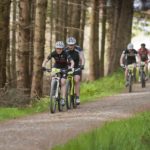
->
<box><xmin>44</xmin><ymin>67</ymin><xmax>83</xmax><ymax>73</ymax></box>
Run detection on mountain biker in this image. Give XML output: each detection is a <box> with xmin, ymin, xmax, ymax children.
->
<box><xmin>42</xmin><ymin>41</ymin><xmax>74</xmax><ymax>106</ymax></box>
<box><xmin>120</xmin><ymin>43</ymin><xmax>140</xmax><ymax>87</ymax></box>
<box><xmin>65</xmin><ymin>37</ymin><xmax>85</xmax><ymax>105</ymax></box>
<box><xmin>138</xmin><ymin>43</ymin><xmax>150</xmax><ymax>80</ymax></box>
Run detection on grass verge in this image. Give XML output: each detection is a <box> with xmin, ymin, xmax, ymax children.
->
<box><xmin>52</xmin><ymin>112</ymin><xmax>150</xmax><ymax>150</ymax></box>
<box><xmin>0</xmin><ymin>69</ymin><xmax>124</xmax><ymax>121</ymax></box>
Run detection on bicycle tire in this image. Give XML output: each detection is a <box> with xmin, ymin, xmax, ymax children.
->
<box><xmin>128</xmin><ymin>74</ymin><xmax>132</xmax><ymax>93</ymax></box>
<box><xmin>58</xmin><ymin>94</ymin><xmax>63</xmax><ymax>112</ymax></box>
<box><xmin>50</xmin><ymin>80</ymin><xmax>57</xmax><ymax>113</ymax></box>
<box><xmin>141</xmin><ymin>71</ymin><xmax>146</xmax><ymax>88</ymax></box>
<box><xmin>72</xmin><ymin>95</ymin><xmax>77</xmax><ymax>109</ymax></box>
<box><xmin>66</xmin><ymin>80</ymin><xmax>72</xmax><ymax>109</ymax></box>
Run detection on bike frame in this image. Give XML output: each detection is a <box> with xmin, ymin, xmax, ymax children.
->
<box><xmin>67</xmin><ymin>71</ymin><xmax>74</xmax><ymax>96</ymax></box>
<box><xmin>51</xmin><ymin>77</ymin><xmax>60</xmax><ymax>98</ymax></box>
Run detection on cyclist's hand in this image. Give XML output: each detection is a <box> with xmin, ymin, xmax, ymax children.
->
<box><xmin>120</xmin><ymin>64</ymin><xmax>125</xmax><ymax>68</ymax></box>
<box><xmin>80</xmin><ymin>65</ymin><xmax>84</xmax><ymax>70</ymax></box>
<box><xmin>70</xmin><ymin>67</ymin><xmax>74</xmax><ymax>72</ymax></box>
<box><xmin>42</xmin><ymin>66</ymin><xmax>46</xmax><ymax>71</ymax></box>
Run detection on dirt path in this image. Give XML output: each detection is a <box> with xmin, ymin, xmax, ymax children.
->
<box><xmin>0</xmin><ymin>82</ymin><xmax>150</xmax><ymax>150</ymax></box>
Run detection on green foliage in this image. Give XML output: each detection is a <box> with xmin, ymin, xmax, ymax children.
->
<box><xmin>81</xmin><ymin>69</ymin><xmax>124</xmax><ymax>102</ymax></box>
<box><xmin>132</xmin><ymin>12</ymin><xmax>150</xmax><ymax>38</ymax></box>
<box><xmin>52</xmin><ymin>112</ymin><xmax>150</xmax><ymax>150</ymax></box>
<box><xmin>0</xmin><ymin>97</ymin><xmax>49</xmax><ymax>121</ymax></box>
<box><xmin>0</xmin><ymin>70</ymin><xmax>124</xmax><ymax>121</ymax></box>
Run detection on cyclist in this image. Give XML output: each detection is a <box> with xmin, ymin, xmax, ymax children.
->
<box><xmin>65</xmin><ymin>37</ymin><xmax>85</xmax><ymax>105</ymax></box>
<box><xmin>138</xmin><ymin>43</ymin><xmax>150</xmax><ymax>80</ymax></box>
<box><xmin>42</xmin><ymin>41</ymin><xmax>74</xmax><ymax>106</ymax></box>
<box><xmin>120</xmin><ymin>43</ymin><xmax>140</xmax><ymax>87</ymax></box>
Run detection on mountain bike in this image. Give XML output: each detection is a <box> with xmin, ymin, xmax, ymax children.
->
<box><xmin>127</xmin><ymin>64</ymin><xmax>135</xmax><ymax>93</ymax></box>
<box><xmin>66</xmin><ymin>68</ymin><xmax>81</xmax><ymax>109</ymax></box>
<box><xmin>139</xmin><ymin>61</ymin><xmax>146</xmax><ymax>88</ymax></box>
<box><xmin>46</xmin><ymin>68</ymin><xmax>66</xmax><ymax>113</ymax></box>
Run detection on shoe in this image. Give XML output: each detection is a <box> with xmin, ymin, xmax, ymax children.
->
<box><xmin>60</xmin><ymin>99</ymin><xmax>65</xmax><ymax>106</ymax></box>
<box><xmin>76</xmin><ymin>98</ymin><xmax>80</xmax><ymax>105</ymax></box>
<box><xmin>125</xmin><ymin>81</ymin><xmax>129</xmax><ymax>87</ymax></box>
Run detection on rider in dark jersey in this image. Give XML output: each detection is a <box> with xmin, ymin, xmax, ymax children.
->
<box><xmin>42</xmin><ymin>41</ymin><xmax>74</xmax><ymax>106</ymax></box>
<box><xmin>120</xmin><ymin>43</ymin><xmax>140</xmax><ymax>86</ymax></box>
<box><xmin>65</xmin><ymin>37</ymin><xmax>85</xmax><ymax>105</ymax></box>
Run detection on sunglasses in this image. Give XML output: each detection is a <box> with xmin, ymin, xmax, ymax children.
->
<box><xmin>56</xmin><ymin>48</ymin><xmax>63</xmax><ymax>50</ymax></box>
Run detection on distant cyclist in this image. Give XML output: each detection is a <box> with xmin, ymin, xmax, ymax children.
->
<box><xmin>42</xmin><ymin>41</ymin><xmax>74</xmax><ymax>106</ymax></box>
<box><xmin>138</xmin><ymin>43</ymin><xmax>150</xmax><ymax>80</ymax></box>
<box><xmin>120</xmin><ymin>43</ymin><xmax>140</xmax><ymax>86</ymax></box>
<box><xmin>65</xmin><ymin>37</ymin><xmax>85</xmax><ymax>105</ymax></box>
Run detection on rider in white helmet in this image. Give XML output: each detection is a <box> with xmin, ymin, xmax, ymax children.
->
<box><xmin>65</xmin><ymin>37</ymin><xmax>85</xmax><ymax>105</ymax></box>
<box><xmin>120</xmin><ymin>43</ymin><xmax>140</xmax><ymax>86</ymax></box>
<box><xmin>42</xmin><ymin>41</ymin><xmax>74</xmax><ymax>106</ymax></box>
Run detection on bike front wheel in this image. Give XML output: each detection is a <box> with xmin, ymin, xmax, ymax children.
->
<box><xmin>50</xmin><ymin>80</ymin><xmax>57</xmax><ymax>113</ymax></box>
<box><xmin>128</xmin><ymin>74</ymin><xmax>133</xmax><ymax>93</ymax></box>
<box><xmin>66</xmin><ymin>80</ymin><xmax>72</xmax><ymax>109</ymax></box>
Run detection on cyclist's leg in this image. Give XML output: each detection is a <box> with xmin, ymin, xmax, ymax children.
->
<box><xmin>145</xmin><ymin>62</ymin><xmax>148</xmax><ymax>78</ymax></box>
<box><xmin>74</xmin><ymin>75</ymin><xmax>80</xmax><ymax>97</ymax></box>
<box><xmin>125</xmin><ymin>67</ymin><xmax>128</xmax><ymax>81</ymax></box>
<box><xmin>74</xmin><ymin>70</ymin><xmax>81</xmax><ymax>104</ymax></box>
<box><xmin>60</xmin><ymin>73</ymin><xmax>67</xmax><ymax>105</ymax></box>
<box><xmin>133</xmin><ymin>63</ymin><xmax>137</xmax><ymax>81</ymax></box>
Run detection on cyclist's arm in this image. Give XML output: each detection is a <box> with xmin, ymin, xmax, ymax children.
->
<box><xmin>42</xmin><ymin>53</ymin><xmax>52</xmax><ymax>67</ymax></box>
<box><xmin>120</xmin><ymin>52</ymin><xmax>125</xmax><ymax>65</ymax></box>
<box><xmin>67</xmin><ymin>53</ymin><xmax>74</xmax><ymax>68</ymax></box>
<box><xmin>79</xmin><ymin>51</ymin><xmax>85</xmax><ymax>66</ymax></box>
<box><xmin>147</xmin><ymin>49</ymin><xmax>150</xmax><ymax>58</ymax></box>
<box><xmin>70</xmin><ymin>59</ymin><xmax>74</xmax><ymax>68</ymax></box>
<box><xmin>136</xmin><ymin>53</ymin><xmax>141</xmax><ymax>64</ymax></box>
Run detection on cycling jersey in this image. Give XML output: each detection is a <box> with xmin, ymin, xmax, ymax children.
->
<box><xmin>123</xmin><ymin>49</ymin><xmax>137</xmax><ymax>65</ymax></box>
<box><xmin>138</xmin><ymin>48</ymin><xmax>149</xmax><ymax>62</ymax></box>
<box><xmin>47</xmin><ymin>50</ymin><xmax>72</xmax><ymax>68</ymax></box>
<box><xmin>65</xmin><ymin>46</ymin><xmax>81</xmax><ymax>68</ymax></box>
<box><xmin>65</xmin><ymin>45</ymin><xmax>83</xmax><ymax>52</ymax></box>
<box><xmin>65</xmin><ymin>45</ymin><xmax>83</xmax><ymax>76</ymax></box>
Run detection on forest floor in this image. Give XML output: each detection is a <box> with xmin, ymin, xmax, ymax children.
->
<box><xmin>0</xmin><ymin>82</ymin><xmax>150</xmax><ymax>150</ymax></box>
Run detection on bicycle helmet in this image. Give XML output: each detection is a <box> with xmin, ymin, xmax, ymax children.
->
<box><xmin>66</xmin><ymin>37</ymin><xmax>76</xmax><ymax>45</ymax></box>
<box><xmin>127</xmin><ymin>43</ymin><xmax>134</xmax><ymax>49</ymax></box>
<box><xmin>141</xmin><ymin>43</ymin><xmax>145</xmax><ymax>47</ymax></box>
<box><xmin>55</xmin><ymin>41</ymin><xmax>65</xmax><ymax>49</ymax></box>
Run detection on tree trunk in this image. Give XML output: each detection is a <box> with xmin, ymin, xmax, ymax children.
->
<box><xmin>68</xmin><ymin>0</ymin><xmax>81</xmax><ymax>43</ymax></box>
<box><xmin>55</xmin><ymin>0</ymin><xmax>61</xmax><ymax>41</ymax></box>
<box><xmin>0</xmin><ymin>0</ymin><xmax>11</xmax><ymax>88</ymax></box>
<box><xmin>79</xmin><ymin>0</ymin><xmax>86</xmax><ymax>49</ymax></box>
<box><xmin>17</xmin><ymin>0</ymin><xmax>30</xmax><ymax>89</ymax></box>
<box><xmin>10</xmin><ymin>0</ymin><xmax>17</xmax><ymax>87</ymax></box>
<box><xmin>63</xmin><ymin>0</ymin><xmax>68</xmax><ymax>41</ymax></box>
<box><xmin>99</xmin><ymin>0</ymin><xmax>106</xmax><ymax>77</ymax></box>
<box><xmin>31</xmin><ymin>0</ymin><xmax>47</xmax><ymax>98</ymax></box>
<box><xmin>50</xmin><ymin>0</ymin><xmax>54</xmax><ymax>51</ymax></box>
<box><xmin>113</xmin><ymin>0</ymin><xmax>133</xmax><ymax>70</ymax></box>
<box><xmin>105</xmin><ymin>0</ymin><xmax>122</xmax><ymax>75</ymax></box>
<box><xmin>29</xmin><ymin>0</ymin><xmax>36</xmax><ymax>88</ymax></box>
<box><xmin>89</xmin><ymin>0</ymin><xmax>100</xmax><ymax>81</ymax></box>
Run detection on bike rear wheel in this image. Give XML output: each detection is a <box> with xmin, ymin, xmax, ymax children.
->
<box><xmin>50</xmin><ymin>80</ymin><xmax>57</xmax><ymax>113</ymax></box>
<box><xmin>141</xmin><ymin>71</ymin><xmax>146</xmax><ymax>88</ymax></box>
<box><xmin>72</xmin><ymin>95</ymin><xmax>77</xmax><ymax>109</ymax></box>
<box><xmin>128</xmin><ymin>74</ymin><xmax>133</xmax><ymax>93</ymax></box>
<box><xmin>66</xmin><ymin>80</ymin><xmax>72</xmax><ymax>109</ymax></box>
<box><xmin>58</xmin><ymin>95</ymin><xmax>64</xmax><ymax>112</ymax></box>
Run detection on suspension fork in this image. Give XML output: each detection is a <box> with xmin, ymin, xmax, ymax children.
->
<box><xmin>70</xmin><ymin>76</ymin><xmax>74</xmax><ymax>95</ymax></box>
<box><xmin>52</xmin><ymin>77</ymin><xmax>60</xmax><ymax>98</ymax></box>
